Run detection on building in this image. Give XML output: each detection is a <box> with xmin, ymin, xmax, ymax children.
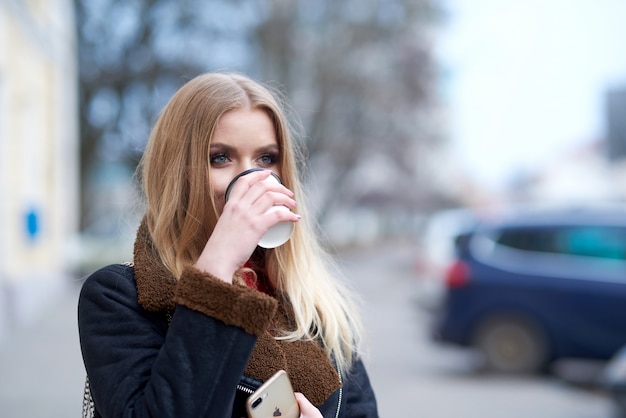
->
<box><xmin>0</xmin><ymin>0</ymin><xmax>78</xmax><ymax>340</ymax></box>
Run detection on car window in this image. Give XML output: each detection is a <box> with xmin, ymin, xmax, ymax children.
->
<box><xmin>496</xmin><ymin>228</ymin><xmax>557</xmax><ymax>253</ymax></box>
<box><xmin>559</xmin><ymin>227</ymin><xmax>626</xmax><ymax>260</ymax></box>
<box><xmin>496</xmin><ymin>226</ymin><xmax>626</xmax><ymax>261</ymax></box>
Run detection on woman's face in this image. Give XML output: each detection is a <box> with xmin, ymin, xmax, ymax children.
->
<box><xmin>209</xmin><ymin>107</ymin><xmax>281</xmax><ymax>212</ymax></box>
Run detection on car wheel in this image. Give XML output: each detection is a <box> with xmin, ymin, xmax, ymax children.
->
<box><xmin>474</xmin><ymin>315</ymin><xmax>548</xmax><ymax>374</ymax></box>
<box><xmin>614</xmin><ymin>394</ymin><xmax>626</xmax><ymax>418</ymax></box>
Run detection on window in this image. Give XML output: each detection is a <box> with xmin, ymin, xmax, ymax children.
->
<box><xmin>496</xmin><ymin>226</ymin><xmax>626</xmax><ymax>261</ymax></box>
<box><xmin>496</xmin><ymin>227</ymin><xmax>558</xmax><ymax>253</ymax></box>
<box><xmin>558</xmin><ymin>226</ymin><xmax>626</xmax><ymax>261</ymax></box>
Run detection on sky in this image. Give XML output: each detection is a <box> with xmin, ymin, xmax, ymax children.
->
<box><xmin>437</xmin><ymin>0</ymin><xmax>626</xmax><ymax>191</ymax></box>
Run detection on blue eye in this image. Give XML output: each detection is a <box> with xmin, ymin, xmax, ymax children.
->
<box><xmin>210</xmin><ymin>154</ymin><xmax>229</xmax><ymax>165</ymax></box>
<box><xmin>259</xmin><ymin>153</ymin><xmax>278</xmax><ymax>165</ymax></box>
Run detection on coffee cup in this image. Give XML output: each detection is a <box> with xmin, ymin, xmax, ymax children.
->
<box><xmin>225</xmin><ymin>168</ymin><xmax>294</xmax><ymax>248</ymax></box>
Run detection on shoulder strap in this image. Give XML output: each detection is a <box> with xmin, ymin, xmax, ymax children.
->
<box><xmin>82</xmin><ymin>375</ymin><xmax>95</xmax><ymax>418</ymax></box>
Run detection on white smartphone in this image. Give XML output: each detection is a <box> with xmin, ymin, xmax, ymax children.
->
<box><xmin>246</xmin><ymin>370</ymin><xmax>300</xmax><ymax>418</ymax></box>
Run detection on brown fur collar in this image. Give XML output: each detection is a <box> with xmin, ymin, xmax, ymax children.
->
<box><xmin>132</xmin><ymin>220</ymin><xmax>341</xmax><ymax>405</ymax></box>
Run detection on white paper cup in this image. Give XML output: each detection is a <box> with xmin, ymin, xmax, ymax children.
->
<box><xmin>225</xmin><ymin>168</ymin><xmax>294</xmax><ymax>248</ymax></box>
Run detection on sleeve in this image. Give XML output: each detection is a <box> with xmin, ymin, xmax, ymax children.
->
<box><xmin>78</xmin><ymin>264</ymin><xmax>277</xmax><ymax>418</ymax></box>
<box><xmin>341</xmin><ymin>358</ymin><xmax>379</xmax><ymax>418</ymax></box>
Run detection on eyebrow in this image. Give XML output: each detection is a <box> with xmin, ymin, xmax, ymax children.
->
<box><xmin>210</xmin><ymin>143</ymin><xmax>280</xmax><ymax>153</ymax></box>
<box><xmin>209</xmin><ymin>142</ymin><xmax>236</xmax><ymax>152</ymax></box>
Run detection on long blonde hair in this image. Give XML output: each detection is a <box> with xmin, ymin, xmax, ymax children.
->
<box><xmin>138</xmin><ymin>72</ymin><xmax>363</xmax><ymax>373</ymax></box>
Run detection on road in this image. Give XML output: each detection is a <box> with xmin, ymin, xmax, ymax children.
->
<box><xmin>338</xmin><ymin>239</ymin><xmax>618</xmax><ymax>418</ymax></box>
<box><xmin>0</xmin><ymin>238</ymin><xmax>619</xmax><ymax>417</ymax></box>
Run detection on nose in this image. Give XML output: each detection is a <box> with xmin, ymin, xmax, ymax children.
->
<box><xmin>235</xmin><ymin>161</ymin><xmax>256</xmax><ymax>175</ymax></box>
<box><xmin>241</xmin><ymin>164</ymin><xmax>255</xmax><ymax>173</ymax></box>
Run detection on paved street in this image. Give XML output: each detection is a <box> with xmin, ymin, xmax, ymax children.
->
<box><xmin>0</xmin><ymin>239</ymin><xmax>620</xmax><ymax>417</ymax></box>
<box><xmin>0</xmin><ymin>281</ymin><xmax>85</xmax><ymax>417</ymax></box>
<box><xmin>338</xmin><ymin>239</ymin><xmax>618</xmax><ymax>418</ymax></box>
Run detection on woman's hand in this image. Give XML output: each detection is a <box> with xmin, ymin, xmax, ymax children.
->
<box><xmin>295</xmin><ymin>393</ymin><xmax>323</xmax><ymax>418</ymax></box>
<box><xmin>194</xmin><ymin>170</ymin><xmax>300</xmax><ymax>282</ymax></box>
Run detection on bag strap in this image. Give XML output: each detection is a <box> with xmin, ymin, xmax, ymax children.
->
<box><xmin>82</xmin><ymin>375</ymin><xmax>95</xmax><ymax>418</ymax></box>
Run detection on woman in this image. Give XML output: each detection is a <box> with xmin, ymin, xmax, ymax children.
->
<box><xmin>78</xmin><ymin>72</ymin><xmax>378</xmax><ymax>417</ymax></box>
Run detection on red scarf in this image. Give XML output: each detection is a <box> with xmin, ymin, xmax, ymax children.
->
<box><xmin>242</xmin><ymin>253</ymin><xmax>273</xmax><ymax>295</ymax></box>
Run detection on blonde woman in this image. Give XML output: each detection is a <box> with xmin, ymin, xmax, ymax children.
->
<box><xmin>78</xmin><ymin>72</ymin><xmax>378</xmax><ymax>417</ymax></box>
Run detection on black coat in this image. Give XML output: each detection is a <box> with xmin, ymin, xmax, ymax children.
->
<box><xmin>78</xmin><ymin>224</ymin><xmax>378</xmax><ymax>418</ymax></box>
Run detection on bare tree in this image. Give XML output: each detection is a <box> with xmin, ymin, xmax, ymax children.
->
<box><xmin>74</xmin><ymin>0</ymin><xmax>259</xmax><ymax>227</ymax></box>
<box><xmin>74</xmin><ymin>0</ymin><xmax>448</xmax><ymax>230</ymax></box>
<box><xmin>255</xmin><ymin>0</ymin><xmax>447</xmax><ymax>221</ymax></box>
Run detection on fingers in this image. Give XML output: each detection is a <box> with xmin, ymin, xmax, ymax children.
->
<box><xmin>226</xmin><ymin>170</ymin><xmax>297</xmax><ymax>214</ymax></box>
<box><xmin>225</xmin><ymin>169</ymin><xmax>274</xmax><ymax>202</ymax></box>
<box><xmin>294</xmin><ymin>393</ymin><xmax>323</xmax><ymax>418</ymax></box>
<box><xmin>195</xmin><ymin>171</ymin><xmax>299</xmax><ymax>280</ymax></box>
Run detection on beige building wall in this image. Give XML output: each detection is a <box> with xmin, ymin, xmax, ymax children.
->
<box><xmin>0</xmin><ymin>0</ymin><xmax>78</xmax><ymax>334</ymax></box>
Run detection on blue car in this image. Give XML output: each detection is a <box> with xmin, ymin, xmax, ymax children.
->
<box><xmin>431</xmin><ymin>206</ymin><xmax>626</xmax><ymax>374</ymax></box>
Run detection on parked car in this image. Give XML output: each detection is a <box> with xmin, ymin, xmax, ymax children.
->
<box><xmin>414</xmin><ymin>208</ymin><xmax>480</xmax><ymax>309</ymax></box>
<box><xmin>431</xmin><ymin>206</ymin><xmax>626</xmax><ymax>374</ymax></box>
<box><xmin>601</xmin><ymin>344</ymin><xmax>626</xmax><ymax>417</ymax></box>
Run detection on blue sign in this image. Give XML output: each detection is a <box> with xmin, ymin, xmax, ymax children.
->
<box><xmin>25</xmin><ymin>207</ymin><xmax>39</xmax><ymax>242</ymax></box>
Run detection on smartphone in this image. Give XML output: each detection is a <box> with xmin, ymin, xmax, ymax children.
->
<box><xmin>246</xmin><ymin>370</ymin><xmax>300</xmax><ymax>418</ymax></box>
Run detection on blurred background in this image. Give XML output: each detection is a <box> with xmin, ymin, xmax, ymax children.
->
<box><xmin>1</xmin><ymin>0</ymin><xmax>625</xmax><ymax>416</ymax></box>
